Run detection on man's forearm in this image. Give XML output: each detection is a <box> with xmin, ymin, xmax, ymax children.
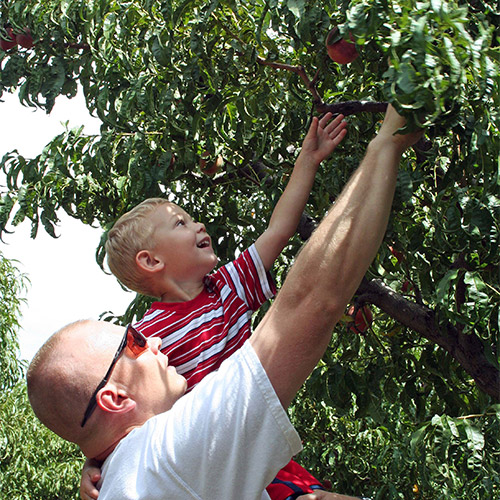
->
<box><xmin>290</xmin><ymin>137</ymin><xmax>401</xmax><ymax>313</ymax></box>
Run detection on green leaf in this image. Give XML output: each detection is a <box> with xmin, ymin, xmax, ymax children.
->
<box><xmin>287</xmin><ymin>0</ymin><xmax>306</xmax><ymax>18</ymax></box>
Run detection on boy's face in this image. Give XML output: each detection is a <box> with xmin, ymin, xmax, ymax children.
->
<box><xmin>148</xmin><ymin>203</ymin><xmax>218</xmax><ymax>283</ymax></box>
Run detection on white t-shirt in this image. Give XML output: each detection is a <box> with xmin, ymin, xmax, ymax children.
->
<box><xmin>98</xmin><ymin>341</ymin><xmax>302</xmax><ymax>500</ymax></box>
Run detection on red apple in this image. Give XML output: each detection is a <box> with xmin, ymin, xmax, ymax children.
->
<box><xmin>199</xmin><ymin>152</ymin><xmax>223</xmax><ymax>176</ymax></box>
<box><xmin>0</xmin><ymin>27</ymin><xmax>17</xmax><ymax>51</ymax></box>
<box><xmin>347</xmin><ymin>304</ymin><xmax>373</xmax><ymax>334</ymax></box>
<box><xmin>16</xmin><ymin>28</ymin><xmax>33</xmax><ymax>49</ymax></box>
<box><xmin>322</xmin><ymin>479</ymin><xmax>333</xmax><ymax>490</ymax></box>
<box><xmin>389</xmin><ymin>245</ymin><xmax>404</xmax><ymax>263</ymax></box>
<box><xmin>325</xmin><ymin>27</ymin><xmax>358</xmax><ymax>65</ymax></box>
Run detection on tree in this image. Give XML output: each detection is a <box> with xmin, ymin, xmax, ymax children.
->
<box><xmin>0</xmin><ymin>253</ymin><xmax>26</xmax><ymax>389</ymax></box>
<box><xmin>0</xmin><ymin>253</ymin><xmax>84</xmax><ymax>499</ymax></box>
<box><xmin>1</xmin><ymin>0</ymin><xmax>499</xmax><ymax>498</ymax></box>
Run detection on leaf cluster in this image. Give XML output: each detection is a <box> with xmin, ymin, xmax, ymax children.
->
<box><xmin>290</xmin><ymin>324</ymin><xmax>500</xmax><ymax>498</ymax></box>
<box><xmin>0</xmin><ymin>253</ymin><xmax>27</xmax><ymax>388</ymax></box>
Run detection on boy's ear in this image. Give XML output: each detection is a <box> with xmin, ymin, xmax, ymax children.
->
<box><xmin>96</xmin><ymin>385</ymin><xmax>136</xmax><ymax>416</ymax></box>
<box><xmin>136</xmin><ymin>250</ymin><xmax>164</xmax><ymax>273</ymax></box>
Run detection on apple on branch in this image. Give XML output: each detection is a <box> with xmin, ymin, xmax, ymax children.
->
<box><xmin>0</xmin><ymin>27</ymin><xmax>17</xmax><ymax>51</ymax></box>
<box><xmin>347</xmin><ymin>304</ymin><xmax>373</xmax><ymax>334</ymax></box>
<box><xmin>16</xmin><ymin>28</ymin><xmax>34</xmax><ymax>49</ymax></box>
<box><xmin>325</xmin><ymin>26</ymin><xmax>359</xmax><ymax>65</ymax></box>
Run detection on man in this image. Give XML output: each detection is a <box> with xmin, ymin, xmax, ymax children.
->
<box><xmin>27</xmin><ymin>104</ymin><xmax>423</xmax><ymax>500</ymax></box>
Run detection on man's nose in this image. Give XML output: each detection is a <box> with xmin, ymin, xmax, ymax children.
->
<box><xmin>147</xmin><ymin>337</ymin><xmax>162</xmax><ymax>354</ymax></box>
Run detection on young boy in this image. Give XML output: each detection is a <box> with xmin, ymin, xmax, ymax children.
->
<box><xmin>80</xmin><ymin>112</ymin><xmax>348</xmax><ymax>500</ymax></box>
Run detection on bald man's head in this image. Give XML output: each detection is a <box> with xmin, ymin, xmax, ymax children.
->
<box><xmin>26</xmin><ymin>320</ymin><xmax>124</xmax><ymax>443</ymax></box>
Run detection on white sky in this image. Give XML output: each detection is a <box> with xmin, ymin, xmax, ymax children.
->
<box><xmin>0</xmin><ymin>90</ymin><xmax>133</xmax><ymax>362</ymax></box>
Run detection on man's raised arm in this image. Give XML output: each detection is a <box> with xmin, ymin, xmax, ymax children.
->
<box><xmin>250</xmin><ymin>104</ymin><xmax>424</xmax><ymax>408</ymax></box>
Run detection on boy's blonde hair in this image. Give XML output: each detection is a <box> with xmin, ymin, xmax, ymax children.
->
<box><xmin>105</xmin><ymin>197</ymin><xmax>171</xmax><ymax>296</ymax></box>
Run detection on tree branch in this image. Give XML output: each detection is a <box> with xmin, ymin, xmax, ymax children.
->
<box><xmin>356</xmin><ymin>277</ymin><xmax>500</xmax><ymax>401</ymax></box>
<box><xmin>296</xmin><ymin>219</ymin><xmax>499</xmax><ymax>400</ymax></box>
<box><xmin>315</xmin><ymin>100</ymin><xmax>388</xmax><ymax>116</ymax></box>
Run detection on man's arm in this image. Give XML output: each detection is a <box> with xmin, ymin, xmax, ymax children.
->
<box><xmin>255</xmin><ymin>113</ymin><xmax>347</xmax><ymax>270</ymax></box>
<box><xmin>250</xmin><ymin>105</ymin><xmax>423</xmax><ymax>408</ymax></box>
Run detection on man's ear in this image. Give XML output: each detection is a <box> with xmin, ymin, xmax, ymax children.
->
<box><xmin>97</xmin><ymin>385</ymin><xmax>136</xmax><ymax>415</ymax></box>
<box><xmin>136</xmin><ymin>250</ymin><xmax>164</xmax><ymax>273</ymax></box>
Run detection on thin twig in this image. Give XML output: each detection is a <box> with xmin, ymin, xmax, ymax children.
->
<box><xmin>256</xmin><ymin>57</ymin><xmax>322</xmax><ymax>103</ymax></box>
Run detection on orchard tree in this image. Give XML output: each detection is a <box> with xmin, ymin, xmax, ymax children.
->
<box><xmin>0</xmin><ymin>253</ymin><xmax>84</xmax><ymax>499</ymax></box>
<box><xmin>1</xmin><ymin>0</ymin><xmax>499</xmax><ymax>498</ymax></box>
<box><xmin>0</xmin><ymin>253</ymin><xmax>26</xmax><ymax>389</ymax></box>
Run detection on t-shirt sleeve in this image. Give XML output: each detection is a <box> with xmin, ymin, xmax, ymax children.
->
<box><xmin>214</xmin><ymin>244</ymin><xmax>276</xmax><ymax>311</ymax></box>
<box><xmin>157</xmin><ymin>342</ymin><xmax>302</xmax><ymax>498</ymax></box>
<box><xmin>98</xmin><ymin>342</ymin><xmax>302</xmax><ymax>500</ymax></box>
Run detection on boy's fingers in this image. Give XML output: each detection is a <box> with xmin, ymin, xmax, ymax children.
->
<box><xmin>330</xmin><ymin>127</ymin><xmax>347</xmax><ymax>147</ymax></box>
<box><xmin>320</xmin><ymin>112</ymin><xmax>344</xmax><ymax>130</ymax></box>
<box><xmin>317</xmin><ymin>112</ymin><xmax>333</xmax><ymax>128</ymax></box>
<box><xmin>329</xmin><ymin>120</ymin><xmax>348</xmax><ymax>140</ymax></box>
<box><xmin>305</xmin><ymin>116</ymin><xmax>319</xmax><ymax>139</ymax></box>
<box><xmin>324</xmin><ymin>114</ymin><xmax>345</xmax><ymax>134</ymax></box>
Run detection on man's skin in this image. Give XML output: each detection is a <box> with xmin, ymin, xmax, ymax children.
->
<box><xmin>27</xmin><ymin>104</ymin><xmax>422</xmax><ymax>499</ymax></box>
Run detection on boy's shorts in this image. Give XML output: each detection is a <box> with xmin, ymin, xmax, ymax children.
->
<box><xmin>266</xmin><ymin>459</ymin><xmax>325</xmax><ymax>500</ymax></box>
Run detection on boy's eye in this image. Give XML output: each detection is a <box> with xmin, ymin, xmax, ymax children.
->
<box><xmin>176</xmin><ymin>219</ymin><xmax>185</xmax><ymax>226</ymax></box>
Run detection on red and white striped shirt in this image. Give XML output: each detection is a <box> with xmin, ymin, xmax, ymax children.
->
<box><xmin>134</xmin><ymin>244</ymin><xmax>276</xmax><ymax>390</ymax></box>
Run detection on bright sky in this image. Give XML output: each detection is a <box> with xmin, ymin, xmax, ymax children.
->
<box><xmin>0</xmin><ymin>90</ymin><xmax>132</xmax><ymax>362</ymax></box>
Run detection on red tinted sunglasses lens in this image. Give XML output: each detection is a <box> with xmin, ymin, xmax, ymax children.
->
<box><xmin>126</xmin><ymin>326</ymin><xmax>148</xmax><ymax>357</ymax></box>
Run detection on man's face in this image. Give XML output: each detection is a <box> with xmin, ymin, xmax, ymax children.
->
<box><xmin>147</xmin><ymin>203</ymin><xmax>218</xmax><ymax>282</ymax></box>
<box><xmin>110</xmin><ymin>331</ymin><xmax>188</xmax><ymax>417</ymax></box>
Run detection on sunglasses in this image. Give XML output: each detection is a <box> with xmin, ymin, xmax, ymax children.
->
<box><xmin>80</xmin><ymin>324</ymin><xmax>149</xmax><ymax>427</ymax></box>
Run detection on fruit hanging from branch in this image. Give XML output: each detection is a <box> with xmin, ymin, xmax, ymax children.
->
<box><xmin>347</xmin><ymin>304</ymin><xmax>373</xmax><ymax>334</ymax></box>
<box><xmin>16</xmin><ymin>28</ymin><xmax>33</xmax><ymax>49</ymax></box>
<box><xmin>199</xmin><ymin>151</ymin><xmax>223</xmax><ymax>176</ymax></box>
<box><xmin>325</xmin><ymin>26</ymin><xmax>359</xmax><ymax>65</ymax></box>
<box><xmin>389</xmin><ymin>245</ymin><xmax>405</xmax><ymax>264</ymax></box>
<box><xmin>0</xmin><ymin>27</ymin><xmax>17</xmax><ymax>51</ymax></box>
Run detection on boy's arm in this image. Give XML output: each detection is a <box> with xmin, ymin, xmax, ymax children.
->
<box><xmin>254</xmin><ymin>113</ymin><xmax>347</xmax><ymax>270</ymax></box>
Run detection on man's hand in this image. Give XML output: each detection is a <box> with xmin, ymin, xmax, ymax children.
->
<box><xmin>299</xmin><ymin>113</ymin><xmax>347</xmax><ymax>166</ymax></box>
<box><xmin>297</xmin><ymin>492</ymin><xmax>365</xmax><ymax>500</ymax></box>
<box><xmin>375</xmin><ymin>104</ymin><xmax>424</xmax><ymax>153</ymax></box>
<box><xmin>80</xmin><ymin>458</ymin><xmax>101</xmax><ymax>500</ymax></box>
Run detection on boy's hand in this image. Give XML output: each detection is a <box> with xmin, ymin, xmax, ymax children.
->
<box><xmin>80</xmin><ymin>459</ymin><xmax>101</xmax><ymax>500</ymax></box>
<box><xmin>299</xmin><ymin>113</ymin><xmax>347</xmax><ymax>166</ymax></box>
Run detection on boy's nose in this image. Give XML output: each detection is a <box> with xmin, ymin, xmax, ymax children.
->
<box><xmin>196</xmin><ymin>222</ymin><xmax>206</xmax><ymax>232</ymax></box>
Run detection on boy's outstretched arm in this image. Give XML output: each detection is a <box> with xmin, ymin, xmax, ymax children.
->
<box><xmin>255</xmin><ymin>113</ymin><xmax>347</xmax><ymax>270</ymax></box>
